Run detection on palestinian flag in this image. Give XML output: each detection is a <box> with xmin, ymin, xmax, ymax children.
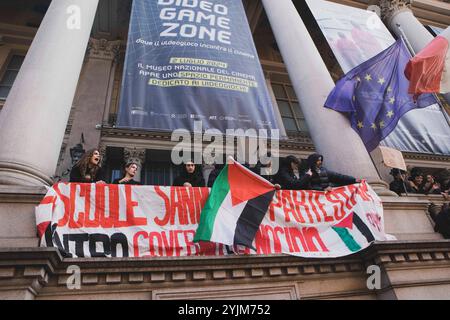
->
<box><xmin>194</xmin><ymin>157</ymin><xmax>276</xmax><ymax>249</ymax></box>
<box><xmin>405</xmin><ymin>26</ymin><xmax>450</xmax><ymax>96</ymax></box>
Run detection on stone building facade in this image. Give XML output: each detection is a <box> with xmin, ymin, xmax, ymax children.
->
<box><xmin>0</xmin><ymin>0</ymin><xmax>449</xmax><ymax>299</ymax></box>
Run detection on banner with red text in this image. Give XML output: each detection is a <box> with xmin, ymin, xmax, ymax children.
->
<box><xmin>35</xmin><ymin>182</ymin><xmax>392</xmax><ymax>258</ymax></box>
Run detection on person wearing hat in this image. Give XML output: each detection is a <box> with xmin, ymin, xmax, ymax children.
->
<box><xmin>389</xmin><ymin>168</ymin><xmax>409</xmax><ymax>196</ymax></box>
<box><xmin>113</xmin><ymin>162</ymin><xmax>141</xmax><ymax>185</ymax></box>
<box><xmin>302</xmin><ymin>153</ymin><xmax>359</xmax><ymax>192</ymax></box>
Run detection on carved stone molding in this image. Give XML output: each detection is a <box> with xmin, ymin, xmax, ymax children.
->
<box><xmin>2</xmin><ymin>241</ymin><xmax>450</xmax><ymax>299</ymax></box>
<box><xmin>379</xmin><ymin>0</ymin><xmax>413</xmax><ymax>23</ymax></box>
<box><xmin>100</xmin><ymin>127</ymin><xmax>315</xmax><ymax>152</ymax></box>
<box><xmin>87</xmin><ymin>38</ymin><xmax>122</xmax><ymax>61</ymax></box>
<box><xmin>0</xmin><ymin>248</ymin><xmax>61</xmax><ymax>300</ymax></box>
<box><xmin>124</xmin><ymin>147</ymin><xmax>146</xmax><ymax>166</ymax></box>
<box><xmin>98</xmin><ymin>144</ymin><xmax>107</xmax><ymax>166</ymax></box>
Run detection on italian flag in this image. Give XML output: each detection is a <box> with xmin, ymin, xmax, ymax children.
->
<box><xmin>405</xmin><ymin>26</ymin><xmax>450</xmax><ymax>96</ymax></box>
<box><xmin>194</xmin><ymin>157</ymin><xmax>276</xmax><ymax>249</ymax></box>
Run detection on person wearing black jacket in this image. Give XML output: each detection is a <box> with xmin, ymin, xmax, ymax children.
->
<box><xmin>276</xmin><ymin>155</ymin><xmax>309</xmax><ymax>190</ymax></box>
<box><xmin>207</xmin><ymin>163</ymin><xmax>225</xmax><ymax>187</ymax></box>
<box><xmin>113</xmin><ymin>162</ymin><xmax>141</xmax><ymax>185</ymax></box>
<box><xmin>173</xmin><ymin>161</ymin><xmax>206</xmax><ymax>187</ymax></box>
<box><xmin>69</xmin><ymin>148</ymin><xmax>106</xmax><ymax>183</ymax></box>
<box><xmin>302</xmin><ymin>153</ymin><xmax>357</xmax><ymax>191</ymax></box>
<box><xmin>429</xmin><ymin>192</ymin><xmax>450</xmax><ymax>239</ymax></box>
<box><xmin>389</xmin><ymin>168</ymin><xmax>409</xmax><ymax>195</ymax></box>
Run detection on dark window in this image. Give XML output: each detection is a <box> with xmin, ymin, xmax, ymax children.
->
<box><xmin>104</xmin><ymin>147</ymin><xmax>125</xmax><ymax>183</ymax></box>
<box><xmin>0</xmin><ymin>55</ymin><xmax>25</xmax><ymax>100</ymax></box>
<box><xmin>143</xmin><ymin>150</ymin><xmax>181</xmax><ymax>186</ymax></box>
<box><xmin>272</xmin><ymin>82</ymin><xmax>309</xmax><ymax>133</ymax></box>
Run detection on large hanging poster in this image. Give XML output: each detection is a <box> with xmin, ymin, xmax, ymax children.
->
<box><xmin>117</xmin><ymin>0</ymin><xmax>278</xmax><ymax>133</ymax></box>
<box><xmin>36</xmin><ymin>182</ymin><xmax>392</xmax><ymax>258</ymax></box>
<box><xmin>307</xmin><ymin>0</ymin><xmax>450</xmax><ymax>155</ymax></box>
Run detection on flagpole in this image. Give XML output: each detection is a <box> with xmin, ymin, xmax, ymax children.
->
<box><xmin>397</xmin><ymin>24</ymin><xmax>450</xmax><ymax>126</ymax></box>
<box><xmin>397</xmin><ymin>24</ymin><xmax>416</xmax><ymax>56</ymax></box>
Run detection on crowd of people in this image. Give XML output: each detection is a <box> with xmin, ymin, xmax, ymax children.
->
<box><xmin>389</xmin><ymin>167</ymin><xmax>450</xmax><ymax>196</ymax></box>
<box><xmin>388</xmin><ymin>167</ymin><xmax>450</xmax><ymax>239</ymax></box>
<box><xmin>167</xmin><ymin>153</ymin><xmax>361</xmax><ymax>191</ymax></box>
<box><xmin>68</xmin><ymin>148</ymin><xmax>450</xmax><ymax>238</ymax></box>
<box><xmin>68</xmin><ymin>148</ymin><xmax>360</xmax><ymax>192</ymax></box>
<box><xmin>68</xmin><ymin>148</ymin><xmax>449</xmax><ymax>196</ymax></box>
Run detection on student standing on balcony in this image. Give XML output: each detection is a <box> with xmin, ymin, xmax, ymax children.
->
<box><xmin>407</xmin><ymin>170</ymin><xmax>426</xmax><ymax>194</ymax></box>
<box><xmin>389</xmin><ymin>168</ymin><xmax>410</xmax><ymax>196</ymax></box>
<box><xmin>423</xmin><ymin>175</ymin><xmax>441</xmax><ymax>195</ymax></box>
<box><xmin>429</xmin><ymin>192</ymin><xmax>450</xmax><ymax>239</ymax></box>
<box><xmin>302</xmin><ymin>153</ymin><xmax>359</xmax><ymax>192</ymax></box>
<box><xmin>69</xmin><ymin>149</ymin><xmax>105</xmax><ymax>183</ymax></box>
<box><xmin>276</xmin><ymin>155</ymin><xmax>309</xmax><ymax>190</ymax></box>
<box><xmin>173</xmin><ymin>161</ymin><xmax>205</xmax><ymax>187</ymax></box>
<box><xmin>113</xmin><ymin>162</ymin><xmax>141</xmax><ymax>185</ymax></box>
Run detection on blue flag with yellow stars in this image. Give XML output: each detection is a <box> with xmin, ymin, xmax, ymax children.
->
<box><xmin>325</xmin><ymin>39</ymin><xmax>437</xmax><ymax>152</ymax></box>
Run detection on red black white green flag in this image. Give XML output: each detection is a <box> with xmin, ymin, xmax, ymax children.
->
<box><xmin>194</xmin><ymin>157</ymin><xmax>276</xmax><ymax>249</ymax></box>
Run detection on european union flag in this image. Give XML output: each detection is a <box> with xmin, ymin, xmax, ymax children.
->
<box><xmin>325</xmin><ymin>39</ymin><xmax>437</xmax><ymax>152</ymax></box>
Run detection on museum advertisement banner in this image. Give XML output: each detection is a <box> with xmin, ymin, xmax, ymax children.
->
<box><xmin>307</xmin><ymin>0</ymin><xmax>450</xmax><ymax>155</ymax></box>
<box><xmin>36</xmin><ymin>182</ymin><xmax>393</xmax><ymax>258</ymax></box>
<box><xmin>117</xmin><ymin>0</ymin><xmax>278</xmax><ymax>133</ymax></box>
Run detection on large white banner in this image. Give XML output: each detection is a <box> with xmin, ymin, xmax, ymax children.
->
<box><xmin>36</xmin><ymin>182</ymin><xmax>392</xmax><ymax>258</ymax></box>
<box><xmin>307</xmin><ymin>0</ymin><xmax>450</xmax><ymax>155</ymax></box>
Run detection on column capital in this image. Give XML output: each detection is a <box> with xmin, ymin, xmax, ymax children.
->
<box><xmin>98</xmin><ymin>144</ymin><xmax>107</xmax><ymax>166</ymax></box>
<box><xmin>124</xmin><ymin>147</ymin><xmax>146</xmax><ymax>166</ymax></box>
<box><xmin>87</xmin><ymin>38</ymin><xmax>122</xmax><ymax>61</ymax></box>
<box><xmin>379</xmin><ymin>0</ymin><xmax>413</xmax><ymax>24</ymax></box>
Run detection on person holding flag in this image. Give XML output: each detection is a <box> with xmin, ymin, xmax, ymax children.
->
<box><xmin>324</xmin><ymin>38</ymin><xmax>437</xmax><ymax>152</ymax></box>
<box><xmin>194</xmin><ymin>157</ymin><xmax>277</xmax><ymax>250</ymax></box>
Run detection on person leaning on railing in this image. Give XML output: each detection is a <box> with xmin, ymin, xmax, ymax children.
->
<box><xmin>173</xmin><ymin>161</ymin><xmax>205</xmax><ymax>187</ymax></box>
<box><xmin>113</xmin><ymin>162</ymin><xmax>141</xmax><ymax>185</ymax></box>
<box><xmin>69</xmin><ymin>148</ymin><xmax>106</xmax><ymax>183</ymax></box>
<box><xmin>389</xmin><ymin>168</ymin><xmax>410</xmax><ymax>196</ymax></box>
<box><xmin>275</xmin><ymin>156</ymin><xmax>310</xmax><ymax>190</ymax></box>
<box><xmin>301</xmin><ymin>153</ymin><xmax>360</xmax><ymax>192</ymax></box>
<box><xmin>406</xmin><ymin>169</ymin><xmax>426</xmax><ymax>194</ymax></box>
<box><xmin>429</xmin><ymin>192</ymin><xmax>450</xmax><ymax>239</ymax></box>
<box><xmin>423</xmin><ymin>174</ymin><xmax>441</xmax><ymax>195</ymax></box>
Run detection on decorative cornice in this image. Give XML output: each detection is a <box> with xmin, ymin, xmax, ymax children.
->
<box><xmin>100</xmin><ymin>127</ymin><xmax>315</xmax><ymax>151</ymax></box>
<box><xmin>2</xmin><ymin>241</ymin><xmax>450</xmax><ymax>298</ymax></box>
<box><xmin>379</xmin><ymin>0</ymin><xmax>413</xmax><ymax>24</ymax></box>
<box><xmin>87</xmin><ymin>38</ymin><xmax>122</xmax><ymax>61</ymax></box>
<box><xmin>403</xmin><ymin>152</ymin><xmax>450</xmax><ymax>163</ymax></box>
<box><xmin>98</xmin><ymin>144</ymin><xmax>107</xmax><ymax>166</ymax></box>
<box><xmin>124</xmin><ymin>147</ymin><xmax>146</xmax><ymax>165</ymax></box>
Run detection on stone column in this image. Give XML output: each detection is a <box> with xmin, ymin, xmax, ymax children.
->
<box><xmin>56</xmin><ymin>38</ymin><xmax>121</xmax><ymax>180</ymax></box>
<box><xmin>124</xmin><ymin>148</ymin><xmax>146</xmax><ymax>183</ymax></box>
<box><xmin>379</xmin><ymin>0</ymin><xmax>450</xmax><ymax>106</ymax></box>
<box><xmin>0</xmin><ymin>0</ymin><xmax>99</xmax><ymax>186</ymax></box>
<box><xmin>261</xmin><ymin>0</ymin><xmax>392</xmax><ymax>194</ymax></box>
<box><xmin>379</xmin><ymin>0</ymin><xmax>433</xmax><ymax>53</ymax></box>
